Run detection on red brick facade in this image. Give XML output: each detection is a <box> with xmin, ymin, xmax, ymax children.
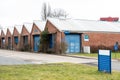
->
<box><xmin>45</xmin><ymin>20</ymin><xmax>65</xmax><ymax>53</ymax></box>
<box><xmin>6</xmin><ymin>28</ymin><xmax>13</xmax><ymax>49</ymax></box>
<box><xmin>1</xmin><ymin>30</ymin><xmax>6</xmax><ymax>49</ymax></box>
<box><xmin>31</xmin><ymin>23</ymin><xmax>41</xmax><ymax>51</ymax></box>
<box><xmin>1</xmin><ymin>19</ymin><xmax>120</xmax><ymax>53</ymax></box>
<box><xmin>21</xmin><ymin>25</ymin><xmax>31</xmax><ymax>50</ymax></box>
<box><xmin>82</xmin><ymin>32</ymin><xmax>120</xmax><ymax>52</ymax></box>
<box><xmin>13</xmin><ymin>27</ymin><xmax>22</xmax><ymax>50</ymax></box>
<box><xmin>46</xmin><ymin>20</ymin><xmax>120</xmax><ymax>53</ymax></box>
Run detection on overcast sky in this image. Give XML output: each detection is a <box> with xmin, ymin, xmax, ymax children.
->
<box><xmin>0</xmin><ymin>0</ymin><xmax>120</xmax><ymax>27</ymax></box>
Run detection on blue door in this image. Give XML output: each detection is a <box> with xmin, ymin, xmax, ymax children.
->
<box><xmin>65</xmin><ymin>34</ymin><xmax>80</xmax><ymax>53</ymax></box>
<box><xmin>49</xmin><ymin>34</ymin><xmax>55</xmax><ymax>48</ymax></box>
<box><xmin>33</xmin><ymin>35</ymin><xmax>40</xmax><ymax>52</ymax></box>
<box><xmin>14</xmin><ymin>37</ymin><xmax>19</xmax><ymax>45</ymax></box>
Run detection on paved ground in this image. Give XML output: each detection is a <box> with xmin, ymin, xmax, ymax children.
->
<box><xmin>0</xmin><ymin>49</ymin><xmax>97</xmax><ymax>65</ymax></box>
<box><xmin>0</xmin><ymin>49</ymin><xmax>120</xmax><ymax>71</ymax></box>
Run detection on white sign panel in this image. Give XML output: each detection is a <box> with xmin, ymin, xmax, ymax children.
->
<box><xmin>99</xmin><ymin>50</ymin><xmax>110</xmax><ymax>56</ymax></box>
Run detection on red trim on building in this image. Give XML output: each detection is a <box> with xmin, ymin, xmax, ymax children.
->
<box><xmin>100</xmin><ymin>17</ymin><xmax>119</xmax><ymax>22</ymax></box>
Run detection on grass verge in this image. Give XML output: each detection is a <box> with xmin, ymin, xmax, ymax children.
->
<box><xmin>0</xmin><ymin>63</ymin><xmax>120</xmax><ymax>80</ymax></box>
<box><xmin>71</xmin><ymin>52</ymin><xmax>120</xmax><ymax>59</ymax></box>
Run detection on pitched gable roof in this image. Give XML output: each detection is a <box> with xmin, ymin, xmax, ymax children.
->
<box><xmin>15</xmin><ymin>25</ymin><xmax>23</xmax><ymax>34</ymax></box>
<box><xmin>23</xmin><ymin>23</ymin><xmax>33</xmax><ymax>33</ymax></box>
<box><xmin>8</xmin><ymin>26</ymin><xmax>14</xmax><ymax>35</ymax></box>
<box><xmin>2</xmin><ymin>27</ymin><xmax>7</xmax><ymax>35</ymax></box>
<box><xmin>33</xmin><ymin>20</ymin><xmax>46</xmax><ymax>31</ymax></box>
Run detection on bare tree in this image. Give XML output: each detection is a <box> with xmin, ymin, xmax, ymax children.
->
<box><xmin>41</xmin><ymin>3</ymin><xmax>48</xmax><ymax>21</ymax></box>
<box><xmin>51</xmin><ymin>8</ymin><xmax>68</xmax><ymax>18</ymax></box>
<box><xmin>0</xmin><ymin>25</ymin><xmax>3</xmax><ymax>29</ymax></box>
<box><xmin>41</xmin><ymin>2</ymin><xmax>68</xmax><ymax>21</ymax></box>
<box><xmin>47</xmin><ymin>4</ymin><xmax>51</xmax><ymax>17</ymax></box>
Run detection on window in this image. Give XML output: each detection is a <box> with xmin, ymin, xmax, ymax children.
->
<box><xmin>34</xmin><ymin>29</ymin><xmax>38</xmax><ymax>33</ymax></box>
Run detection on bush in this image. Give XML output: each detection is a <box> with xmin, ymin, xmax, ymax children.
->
<box><xmin>40</xmin><ymin>30</ymin><xmax>49</xmax><ymax>52</ymax></box>
<box><xmin>61</xmin><ymin>41</ymin><xmax>68</xmax><ymax>54</ymax></box>
<box><xmin>20</xmin><ymin>44</ymin><xmax>31</xmax><ymax>52</ymax></box>
<box><xmin>90</xmin><ymin>45</ymin><xmax>116</xmax><ymax>53</ymax></box>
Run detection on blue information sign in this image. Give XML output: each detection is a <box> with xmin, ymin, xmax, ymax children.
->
<box><xmin>98</xmin><ymin>50</ymin><xmax>111</xmax><ymax>73</ymax></box>
<box><xmin>64</xmin><ymin>30</ymin><xmax>70</xmax><ymax>34</ymax></box>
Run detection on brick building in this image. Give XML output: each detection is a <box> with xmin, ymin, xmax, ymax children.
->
<box><xmin>45</xmin><ymin>18</ymin><xmax>120</xmax><ymax>53</ymax></box>
<box><xmin>1</xmin><ymin>18</ymin><xmax>120</xmax><ymax>54</ymax></box>
<box><xmin>1</xmin><ymin>28</ymin><xmax>7</xmax><ymax>49</ymax></box>
<box><xmin>21</xmin><ymin>23</ymin><xmax>33</xmax><ymax>51</ymax></box>
<box><xmin>6</xmin><ymin>27</ymin><xmax>14</xmax><ymax>49</ymax></box>
<box><xmin>31</xmin><ymin>20</ymin><xmax>45</xmax><ymax>52</ymax></box>
<box><xmin>13</xmin><ymin>25</ymin><xmax>23</xmax><ymax>50</ymax></box>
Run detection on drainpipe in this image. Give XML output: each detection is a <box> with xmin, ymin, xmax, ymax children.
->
<box><xmin>60</xmin><ymin>32</ymin><xmax>62</xmax><ymax>54</ymax></box>
<box><xmin>12</xmin><ymin>35</ymin><xmax>13</xmax><ymax>50</ymax></box>
<box><xmin>30</xmin><ymin>33</ymin><xmax>31</xmax><ymax>51</ymax></box>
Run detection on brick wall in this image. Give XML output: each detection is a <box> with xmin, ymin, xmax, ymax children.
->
<box><xmin>42</xmin><ymin>20</ymin><xmax>120</xmax><ymax>53</ymax></box>
<box><xmin>1</xmin><ymin>30</ymin><xmax>6</xmax><ymax>48</ymax></box>
<box><xmin>21</xmin><ymin>26</ymin><xmax>31</xmax><ymax>51</ymax></box>
<box><xmin>45</xmin><ymin>20</ymin><xmax>65</xmax><ymax>53</ymax></box>
<box><xmin>82</xmin><ymin>32</ymin><xmax>120</xmax><ymax>52</ymax></box>
<box><xmin>13</xmin><ymin>27</ymin><xmax>21</xmax><ymax>50</ymax></box>
<box><xmin>6</xmin><ymin>29</ymin><xmax>13</xmax><ymax>49</ymax></box>
<box><xmin>31</xmin><ymin>23</ymin><xmax>41</xmax><ymax>52</ymax></box>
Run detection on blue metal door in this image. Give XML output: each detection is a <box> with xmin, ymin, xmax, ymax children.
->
<box><xmin>14</xmin><ymin>37</ymin><xmax>18</xmax><ymax>45</ymax></box>
<box><xmin>65</xmin><ymin>34</ymin><xmax>80</xmax><ymax>53</ymax></box>
<box><xmin>33</xmin><ymin>35</ymin><xmax>40</xmax><ymax>52</ymax></box>
<box><xmin>49</xmin><ymin>34</ymin><xmax>55</xmax><ymax>48</ymax></box>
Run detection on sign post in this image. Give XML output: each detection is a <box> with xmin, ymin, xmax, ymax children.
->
<box><xmin>98</xmin><ymin>50</ymin><xmax>111</xmax><ymax>73</ymax></box>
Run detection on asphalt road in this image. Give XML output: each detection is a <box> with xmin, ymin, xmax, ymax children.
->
<box><xmin>0</xmin><ymin>49</ymin><xmax>120</xmax><ymax>71</ymax></box>
<box><xmin>0</xmin><ymin>49</ymin><xmax>97</xmax><ymax>65</ymax></box>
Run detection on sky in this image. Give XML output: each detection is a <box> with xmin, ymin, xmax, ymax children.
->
<box><xmin>0</xmin><ymin>0</ymin><xmax>120</xmax><ymax>27</ymax></box>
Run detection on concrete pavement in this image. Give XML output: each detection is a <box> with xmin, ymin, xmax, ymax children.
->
<box><xmin>0</xmin><ymin>49</ymin><xmax>97</xmax><ymax>65</ymax></box>
<box><xmin>0</xmin><ymin>49</ymin><xmax>120</xmax><ymax>71</ymax></box>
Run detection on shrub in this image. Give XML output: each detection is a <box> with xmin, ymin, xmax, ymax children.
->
<box><xmin>60</xmin><ymin>41</ymin><xmax>68</xmax><ymax>54</ymax></box>
<box><xmin>40</xmin><ymin>30</ymin><xmax>49</xmax><ymax>52</ymax></box>
<box><xmin>20</xmin><ymin>44</ymin><xmax>31</xmax><ymax>52</ymax></box>
<box><xmin>90</xmin><ymin>45</ymin><xmax>116</xmax><ymax>53</ymax></box>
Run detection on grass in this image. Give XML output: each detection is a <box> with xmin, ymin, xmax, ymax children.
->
<box><xmin>112</xmin><ymin>52</ymin><xmax>120</xmax><ymax>59</ymax></box>
<box><xmin>71</xmin><ymin>52</ymin><xmax>120</xmax><ymax>59</ymax></box>
<box><xmin>0</xmin><ymin>63</ymin><xmax>120</xmax><ymax>80</ymax></box>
